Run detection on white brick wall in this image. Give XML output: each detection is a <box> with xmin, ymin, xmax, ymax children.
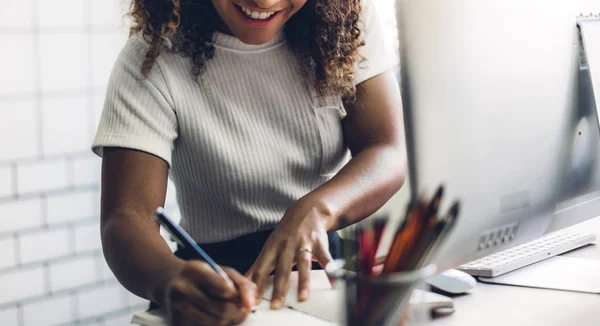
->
<box><xmin>0</xmin><ymin>0</ymin><xmax>33</xmax><ymax>28</ymax></box>
<box><xmin>0</xmin><ymin>0</ymin><xmax>170</xmax><ymax>324</ymax></box>
<box><xmin>0</xmin><ymin>101</ymin><xmax>38</xmax><ymax>161</ymax></box>
<box><xmin>38</xmin><ymin>0</ymin><xmax>85</xmax><ymax>28</ymax></box>
<box><xmin>89</xmin><ymin>0</ymin><xmax>128</xmax><ymax>27</ymax></box>
<box><xmin>98</xmin><ymin>255</ymin><xmax>115</xmax><ymax>282</ymax></box>
<box><xmin>75</xmin><ymin>221</ymin><xmax>102</xmax><ymax>253</ymax></box>
<box><xmin>0</xmin><ymin>35</ymin><xmax>35</xmax><ymax>96</ymax></box>
<box><xmin>0</xmin><ymin>198</ymin><xmax>44</xmax><ymax>233</ymax></box>
<box><xmin>42</xmin><ymin>97</ymin><xmax>90</xmax><ymax>156</ymax></box>
<box><xmin>39</xmin><ymin>34</ymin><xmax>88</xmax><ymax>93</ymax></box>
<box><xmin>0</xmin><ymin>267</ymin><xmax>45</xmax><ymax>305</ymax></box>
<box><xmin>22</xmin><ymin>295</ymin><xmax>73</xmax><ymax>326</ymax></box>
<box><xmin>101</xmin><ymin>313</ymin><xmax>133</xmax><ymax>326</ymax></box>
<box><xmin>72</xmin><ymin>156</ymin><xmax>102</xmax><ymax>188</ymax></box>
<box><xmin>49</xmin><ymin>256</ymin><xmax>98</xmax><ymax>292</ymax></box>
<box><xmin>0</xmin><ymin>306</ymin><xmax>19</xmax><ymax>325</ymax></box>
<box><xmin>19</xmin><ymin>228</ymin><xmax>71</xmax><ymax>264</ymax></box>
<box><xmin>0</xmin><ymin>237</ymin><xmax>16</xmax><ymax>269</ymax></box>
<box><xmin>123</xmin><ymin>287</ymin><xmax>148</xmax><ymax>309</ymax></box>
<box><xmin>91</xmin><ymin>33</ymin><xmax>128</xmax><ymax>89</ymax></box>
<box><xmin>77</xmin><ymin>284</ymin><xmax>125</xmax><ymax>320</ymax></box>
<box><xmin>17</xmin><ymin>160</ymin><xmax>70</xmax><ymax>195</ymax></box>
<box><xmin>81</xmin><ymin>322</ymin><xmax>103</xmax><ymax>326</ymax></box>
<box><xmin>0</xmin><ymin>166</ymin><xmax>14</xmax><ymax>198</ymax></box>
<box><xmin>46</xmin><ymin>191</ymin><xmax>98</xmax><ymax>225</ymax></box>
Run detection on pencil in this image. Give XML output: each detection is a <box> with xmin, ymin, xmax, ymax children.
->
<box><xmin>415</xmin><ymin>201</ymin><xmax>461</xmax><ymax>268</ymax></box>
<box><xmin>403</xmin><ymin>186</ymin><xmax>445</xmax><ymax>270</ymax></box>
<box><xmin>382</xmin><ymin>198</ymin><xmax>426</xmax><ymax>274</ymax></box>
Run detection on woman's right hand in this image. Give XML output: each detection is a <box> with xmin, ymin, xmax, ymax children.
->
<box><xmin>163</xmin><ymin>261</ymin><xmax>257</xmax><ymax>326</ymax></box>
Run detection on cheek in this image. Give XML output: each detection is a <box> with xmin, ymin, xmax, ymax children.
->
<box><xmin>290</xmin><ymin>0</ymin><xmax>308</xmax><ymax>12</ymax></box>
<box><xmin>210</xmin><ymin>0</ymin><xmax>230</xmax><ymax>17</ymax></box>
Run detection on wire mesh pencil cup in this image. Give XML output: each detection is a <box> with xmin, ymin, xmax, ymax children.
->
<box><xmin>326</xmin><ymin>260</ymin><xmax>437</xmax><ymax>326</ymax></box>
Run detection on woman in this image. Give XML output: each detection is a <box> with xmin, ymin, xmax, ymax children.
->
<box><xmin>92</xmin><ymin>0</ymin><xmax>405</xmax><ymax>324</ymax></box>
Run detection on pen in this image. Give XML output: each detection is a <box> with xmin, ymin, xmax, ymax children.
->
<box><xmin>372</xmin><ymin>218</ymin><xmax>386</xmax><ymax>260</ymax></box>
<box><xmin>154</xmin><ymin>207</ymin><xmax>229</xmax><ymax>280</ymax></box>
<box><xmin>403</xmin><ymin>186</ymin><xmax>445</xmax><ymax>270</ymax></box>
<box><xmin>358</xmin><ymin>222</ymin><xmax>376</xmax><ymax>276</ymax></box>
<box><xmin>154</xmin><ymin>208</ymin><xmax>258</xmax><ymax>313</ymax></box>
<box><xmin>414</xmin><ymin>201</ymin><xmax>461</xmax><ymax>268</ymax></box>
<box><xmin>390</xmin><ymin>199</ymin><xmax>428</xmax><ymax>272</ymax></box>
<box><xmin>382</xmin><ymin>198</ymin><xmax>426</xmax><ymax>274</ymax></box>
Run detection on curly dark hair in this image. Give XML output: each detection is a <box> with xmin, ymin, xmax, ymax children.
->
<box><xmin>129</xmin><ymin>0</ymin><xmax>365</xmax><ymax>99</ymax></box>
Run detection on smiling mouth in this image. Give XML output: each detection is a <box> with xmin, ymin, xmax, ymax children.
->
<box><xmin>233</xmin><ymin>3</ymin><xmax>282</xmax><ymax>21</ymax></box>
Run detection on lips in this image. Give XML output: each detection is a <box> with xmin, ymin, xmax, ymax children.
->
<box><xmin>233</xmin><ymin>3</ymin><xmax>283</xmax><ymax>23</ymax></box>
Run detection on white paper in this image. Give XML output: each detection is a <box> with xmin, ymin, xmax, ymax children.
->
<box><xmin>262</xmin><ymin>270</ymin><xmax>453</xmax><ymax>322</ymax></box>
<box><xmin>130</xmin><ymin>292</ymin><xmax>334</xmax><ymax>326</ymax></box>
<box><xmin>131</xmin><ymin>270</ymin><xmax>453</xmax><ymax>325</ymax></box>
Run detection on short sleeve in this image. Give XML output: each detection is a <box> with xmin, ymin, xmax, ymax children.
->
<box><xmin>91</xmin><ymin>35</ymin><xmax>178</xmax><ymax>166</ymax></box>
<box><xmin>353</xmin><ymin>0</ymin><xmax>399</xmax><ymax>86</ymax></box>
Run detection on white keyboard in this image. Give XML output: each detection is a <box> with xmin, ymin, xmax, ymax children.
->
<box><xmin>458</xmin><ymin>231</ymin><xmax>597</xmax><ymax>277</ymax></box>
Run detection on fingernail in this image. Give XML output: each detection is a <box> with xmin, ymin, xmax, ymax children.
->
<box><xmin>270</xmin><ymin>299</ymin><xmax>282</xmax><ymax>310</ymax></box>
<box><xmin>299</xmin><ymin>289</ymin><xmax>309</xmax><ymax>301</ymax></box>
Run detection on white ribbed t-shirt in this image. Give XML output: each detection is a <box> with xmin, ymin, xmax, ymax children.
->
<box><xmin>92</xmin><ymin>0</ymin><xmax>397</xmax><ymax>243</ymax></box>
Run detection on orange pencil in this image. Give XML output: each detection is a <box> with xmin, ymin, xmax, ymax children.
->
<box><xmin>382</xmin><ymin>198</ymin><xmax>426</xmax><ymax>274</ymax></box>
<box><xmin>402</xmin><ymin>186</ymin><xmax>445</xmax><ymax>270</ymax></box>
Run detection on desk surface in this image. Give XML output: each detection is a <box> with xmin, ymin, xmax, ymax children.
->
<box><xmin>134</xmin><ymin>218</ymin><xmax>600</xmax><ymax>326</ymax></box>
<box><xmin>430</xmin><ymin>216</ymin><xmax>600</xmax><ymax>326</ymax></box>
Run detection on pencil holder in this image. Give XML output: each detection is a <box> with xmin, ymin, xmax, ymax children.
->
<box><xmin>326</xmin><ymin>260</ymin><xmax>436</xmax><ymax>326</ymax></box>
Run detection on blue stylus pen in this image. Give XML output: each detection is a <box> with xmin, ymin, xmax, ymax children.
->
<box><xmin>153</xmin><ymin>207</ymin><xmax>229</xmax><ymax>280</ymax></box>
<box><xmin>154</xmin><ymin>207</ymin><xmax>257</xmax><ymax>313</ymax></box>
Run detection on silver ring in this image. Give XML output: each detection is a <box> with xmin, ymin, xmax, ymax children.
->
<box><xmin>298</xmin><ymin>247</ymin><xmax>312</xmax><ymax>254</ymax></box>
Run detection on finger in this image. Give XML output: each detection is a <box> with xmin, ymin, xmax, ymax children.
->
<box><xmin>296</xmin><ymin>249</ymin><xmax>312</xmax><ymax>302</ymax></box>
<box><xmin>224</xmin><ymin>267</ymin><xmax>257</xmax><ymax>311</ymax></box>
<box><xmin>169</xmin><ymin>277</ymin><xmax>248</xmax><ymax>322</ymax></box>
<box><xmin>249</xmin><ymin>250</ymin><xmax>277</xmax><ymax>304</ymax></box>
<box><xmin>170</xmin><ymin>301</ymin><xmax>228</xmax><ymax>326</ymax></box>
<box><xmin>182</xmin><ymin>261</ymin><xmax>237</xmax><ymax>300</ymax></box>
<box><xmin>270</xmin><ymin>244</ymin><xmax>296</xmax><ymax>309</ymax></box>
<box><xmin>313</xmin><ymin>240</ymin><xmax>335</xmax><ymax>287</ymax></box>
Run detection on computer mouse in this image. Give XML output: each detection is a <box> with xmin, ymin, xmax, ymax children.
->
<box><xmin>425</xmin><ymin>269</ymin><xmax>477</xmax><ymax>294</ymax></box>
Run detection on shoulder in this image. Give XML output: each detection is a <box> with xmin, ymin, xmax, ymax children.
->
<box><xmin>115</xmin><ymin>33</ymin><xmax>178</xmax><ymax>77</ymax></box>
<box><xmin>118</xmin><ymin>33</ymin><xmax>152</xmax><ymax>64</ymax></box>
<box><xmin>110</xmin><ymin>33</ymin><xmax>181</xmax><ymax>90</ymax></box>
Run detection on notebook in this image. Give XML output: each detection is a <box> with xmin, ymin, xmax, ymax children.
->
<box><xmin>131</xmin><ymin>299</ymin><xmax>333</xmax><ymax>326</ymax></box>
<box><xmin>131</xmin><ymin>270</ymin><xmax>453</xmax><ymax>325</ymax></box>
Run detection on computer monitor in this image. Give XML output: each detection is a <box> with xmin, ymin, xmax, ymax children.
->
<box><xmin>395</xmin><ymin>0</ymin><xmax>600</xmax><ymax>270</ymax></box>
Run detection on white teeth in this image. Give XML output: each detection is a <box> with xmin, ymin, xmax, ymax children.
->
<box><xmin>240</xmin><ymin>5</ymin><xmax>275</xmax><ymax>20</ymax></box>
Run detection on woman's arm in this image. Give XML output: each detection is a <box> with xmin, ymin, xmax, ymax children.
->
<box><xmin>247</xmin><ymin>70</ymin><xmax>405</xmax><ymax>307</ymax></box>
<box><xmin>100</xmin><ymin>148</ymin><xmax>255</xmax><ymax>325</ymax></box>
<box><xmin>100</xmin><ymin>148</ymin><xmax>183</xmax><ymax>305</ymax></box>
<box><xmin>311</xmin><ymin>69</ymin><xmax>406</xmax><ymax>229</ymax></box>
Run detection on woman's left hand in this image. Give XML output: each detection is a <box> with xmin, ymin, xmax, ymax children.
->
<box><xmin>245</xmin><ymin>195</ymin><xmax>336</xmax><ymax>309</ymax></box>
